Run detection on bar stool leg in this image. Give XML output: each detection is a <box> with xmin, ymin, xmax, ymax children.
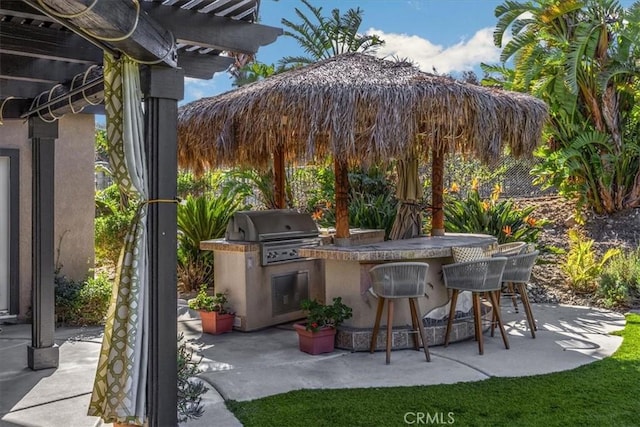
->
<box><xmin>370</xmin><ymin>297</ymin><xmax>385</xmax><ymax>353</ymax></box>
<box><xmin>409</xmin><ymin>298</ymin><xmax>430</xmax><ymax>362</ymax></box>
<box><xmin>385</xmin><ymin>299</ymin><xmax>394</xmax><ymax>365</ymax></box>
<box><xmin>444</xmin><ymin>290</ymin><xmax>459</xmax><ymax>347</ymax></box>
<box><xmin>408</xmin><ymin>298</ymin><xmax>420</xmax><ymax>350</ymax></box>
<box><xmin>472</xmin><ymin>292</ymin><xmax>483</xmax><ymax>355</ymax></box>
<box><xmin>488</xmin><ymin>291</ymin><xmax>510</xmax><ymax>349</ymax></box>
<box><xmin>507</xmin><ymin>282</ymin><xmax>519</xmax><ymax>312</ymax></box>
<box><xmin>517</xmin><ymin>283</ymin><xmax>537</xmax><ymax>338</ymax></box>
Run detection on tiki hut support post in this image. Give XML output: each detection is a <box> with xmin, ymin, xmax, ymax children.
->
<box><xmin>389</xmin><ymin>156</ymin><xmax>423</xmax><ymax>240</ymax></box>
<box><xmin>274</xmin><ymin>145</ymin><xmax>286</xmax><ymax>208</ymax></box>
<box><xmin>431</xmin><ymin>146</ymin><xmax>445</xmax><ymax>236</ymax></box>
<box><xmin>334</xmin><ymin>157</ymin><xmax>351</xmax><ymax>239</ymax></box>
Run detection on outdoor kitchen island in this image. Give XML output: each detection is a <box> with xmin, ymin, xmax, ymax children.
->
<box><xmin>298</xmin><ymin>233</ymin><xmax>497</xmax><ymax>351</ymax></box>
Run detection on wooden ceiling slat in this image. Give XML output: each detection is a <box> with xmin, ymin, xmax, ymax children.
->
<box><xmin>0</xmin><ymin>21</ymin><xmax>102</xmax><ymax>63</ymax></box>
<box><xmin>0</xmin><ymin>53</ymin><xmax>90</xmax><ymax>84</ymax></box>
<box><xmin>0</xmin><ymin>78</ymin><xmax>53</xmax><ymax>99</ymax></box>
<box><xmin>142</xmin><ymin>2</ymin><xmax>282</xmax><ymax>54</ymax></box>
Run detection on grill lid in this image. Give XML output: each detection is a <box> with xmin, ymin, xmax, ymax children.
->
<box><xmin>225</xmin><ymin>209</ymin><xmax>319</xmax><ymax>242</ymax></box>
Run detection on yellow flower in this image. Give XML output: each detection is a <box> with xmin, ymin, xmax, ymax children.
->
<box><xmin>450</xmin><ymin>182</ymin><xmax>460</xmax><ymax>193</ymax></box>
<box><xmin>471</xmin><ymin>177</ymin><xmax>479</xmax><ymax>192</ymax></box>
<box><xmin>502</xmin><ymin>225</ymin><xmax>513</xmax><ymax>237</ymax></box>
<box><xmin>491</xmin><ymin>183</ymin><xmax>502</xmax><ymax>202</ymax></box>
<box><xmin>481</xmin><ymin>201</ymin><xmax>490</xmax><ymax>211</ymax></box>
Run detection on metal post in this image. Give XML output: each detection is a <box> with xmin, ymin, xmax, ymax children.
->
<box><xmin>142</xmin><ymin>65</ymin><xmax>183</xmax><ymax>427</ymax></box>
<box><xmin>28</xmin><ymin>117</ymin><xmax>59</xmax><ymax>370</ymax></box>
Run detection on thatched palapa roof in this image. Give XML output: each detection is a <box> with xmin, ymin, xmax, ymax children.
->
<box><xmin>178</xmin><ymin>52</ymin><xmax>547</xmax><ymax>173</ymax></box>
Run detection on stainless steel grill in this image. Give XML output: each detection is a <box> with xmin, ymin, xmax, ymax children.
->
<box><xmin>225</xmin><ymin>210</ymin><xmax>320</xmax><ymax>265</ymax></box>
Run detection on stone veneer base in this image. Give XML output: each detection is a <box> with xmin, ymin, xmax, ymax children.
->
<box><xmin>335</xmin><ymin>308</ymin><xmax>493</xmax><ymax>352</ymax></box>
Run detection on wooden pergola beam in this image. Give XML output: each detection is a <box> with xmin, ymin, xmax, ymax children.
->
<box><xmin>24</xmin><ymin>0</ymin><xmax>177</xmax><ymax>67</ymax></box>
<box><xmin>177</xmin><ymin>51</ymin><xmax>235</xmax><ymax>79</ymax></box>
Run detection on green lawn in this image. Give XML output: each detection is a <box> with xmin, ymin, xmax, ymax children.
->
<box><xmin>227</xmin><ymin>314</ymin><xmax>640</xmax><ymax>427</ymax></box>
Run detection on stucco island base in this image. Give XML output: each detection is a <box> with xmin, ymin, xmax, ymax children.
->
<box><xmin>299</xmin><ymin>233</ymin><xmax>497</xmax><ymax>351</ymax></box>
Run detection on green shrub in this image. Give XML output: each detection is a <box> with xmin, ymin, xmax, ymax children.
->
<box><xmin>561</xmin><ymin>230</ymin><xmax>621</xmax><ymax>293</ymax></box>
<box><xmin>444</xmin><ymin>186</ymin><xmax>546</xmax><ymax>243</ymax></box>
<box><xmin>77</xmin><ymin>274</ymin><xmax>112</xmax><ymax>325</ymax></box>
<box><xmin>54</xmin><ymin>275</ymin><xmax>83</xmax><ymax>325</ymax></box>
<box><xmin>95</xmin><ymin>183</ymin><xmax>137</xmax><ymax>266</ymax></box>
<box><xmin>95</xmin><ymin>208</ymin><xmax>135</xmax><ymax>266</ymax></box>
<box><xmin>598</xmin><ymin>247</ymin><xmax>640</xmax><ymax>308</ymax></box>
<box><xmin>177</xmin><ymin>333</ymin><xmax>207</xmax><ymax>422</ymax></box>
<box><xmin>55</xmin><ymin>273</ymin><xmax>112</xmax><ymax>326</ymax></box>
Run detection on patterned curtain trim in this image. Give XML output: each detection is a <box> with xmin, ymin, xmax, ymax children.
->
<box><xmin>88</xmin><ymin>53</ymin><xmax>149</xmax><ymax>426</ymax></box>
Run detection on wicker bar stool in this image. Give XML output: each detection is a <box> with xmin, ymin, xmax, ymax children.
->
<box><xmin>442</xmin><ymin>257</ymin><xmax>509</xmax><ymax>355</ymax></box>
<box><xmin>495</xmin><ymin>250</ymin><xmax>539</xmax><ymax>338</ymax></box>
<box><xmin>490</xmin><ymin>242</ymin><xmax>527</xmax><ymax>312</ymax></box>
<box><xmin>368</xmin><ymin>262</ymin><xmax>431</xmax><ymax>365</ymax></box>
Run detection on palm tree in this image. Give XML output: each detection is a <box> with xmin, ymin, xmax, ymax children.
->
<box><xmin>279</xmin><ymin>0</ymin><xmax>384</xmax><ymax>69</ymax></box>
<box><xmin>486</xmin><ymin>0</ymin><xmax>640</xmax><ymax>214</ymax></box>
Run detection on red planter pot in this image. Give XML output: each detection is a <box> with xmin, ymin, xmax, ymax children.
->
<box><xmin>294</xmin><ymin>323</ymin><xmax>337</xmax><ymax>355</ymax></box>
<box><xmin>199</xmin><ymin>311</ymin><xmax>234</xmax><ymax>335</ymax></box>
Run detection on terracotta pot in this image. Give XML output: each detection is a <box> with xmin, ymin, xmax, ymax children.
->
<box><xmin>294</xmin><ymin>323</ymin><xmax>336</xmax><ymax>355</ymax></box>
<box><xmin>199</xmin><ymin>311</ymin><xmax>234</xmax><ymax>335</ymax></box>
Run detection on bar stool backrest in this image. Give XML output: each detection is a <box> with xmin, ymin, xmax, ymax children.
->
<box><xmin>501</xmin><ymin>250</ymin><xmax>539</xmax><ymax>283</ymax></box>
<box><xmin>441</xmin><ymin>257</ymin><xmax>507</xmax><ymax>292</ymax></box>
<box><xmin>368</xmin><ymin>262</ymin><xmax>430</xmax><ymax>298</ymax></box>
<box><xmin>496</xmin><ymin>241</ymin><xmax>527</xmax><ymax>256</ymax></box>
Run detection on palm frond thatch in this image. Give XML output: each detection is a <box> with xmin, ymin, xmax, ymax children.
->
<box><xmin>178</xmin><ymin>52</ymin><xmax>548</xmax><ymax>173</ymax></box>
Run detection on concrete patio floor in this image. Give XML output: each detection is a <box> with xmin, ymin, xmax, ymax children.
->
<box><xmin>0</xmin><ymin>303</ymin><xmax>627</xmax><ymax>427</ymax></box>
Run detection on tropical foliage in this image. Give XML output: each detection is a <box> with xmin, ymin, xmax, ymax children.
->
<box><xmin>177</xmin><ymin>194</ymin><xmax>246</xmax><ymax>292</ymax></box>
<box><xmin>561</xmin><ymin>229</ymin><xmax>621</xmax><ymax>292</ymax></box>
<box><xmin>279</xmin><ymin>0</ymin><xmax>383</xmax><ymax>69</ymax></box>
<box><xmin>484</xmin><ymin>0</ymin><xmax>640</xmax><ymax>214</ymax></box>
<box><xmin>308</xmin><ymin>166</ymin><xmax>398</xmax><ymax>238</ymax></box>
<box><xmin>444</xmin><ymin>182</ymin><xmax>547</xmax><ymax>244</ymax></box>
<box><xmin>95</xmin><ymin>183</ymin><xmax>136</xmax><ymax>266</ymax></box>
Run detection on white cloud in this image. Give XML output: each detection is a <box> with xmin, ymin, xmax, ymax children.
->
<box><xmin>365</xmin><ymin>27</ymin><xmax>501</xmax><ymax>75</ymax></box>
<box><xmin>182</xmin><ymin>73</ymin><xmax>233</xmax><ymax>105</ymax></box>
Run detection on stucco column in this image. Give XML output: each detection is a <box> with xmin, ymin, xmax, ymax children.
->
<box><xmin>142</xmin><ymin>65</ymin><xmax>183</xmax><ymax>427</ymax></box>
<box><xmin>28</xmin><ymin>117</ymin><xmax>59</xmax><ymax>370</ymax></box>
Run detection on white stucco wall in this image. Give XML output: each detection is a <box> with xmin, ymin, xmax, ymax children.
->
<box><xmin>0</xmin><ymin>114</ymin><xmax>95</xmax><ymax>318</ymax></box>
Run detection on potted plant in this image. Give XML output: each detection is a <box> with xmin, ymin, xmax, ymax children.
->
<box><xmin>188</xmin><ymin>285</ymin><xmax>234</xmax><ymax>335</ymax></box>
<box><xmin>294</xmin><ymin>297</ymin><xmax>352</xmax><ymax>355</ymax></box>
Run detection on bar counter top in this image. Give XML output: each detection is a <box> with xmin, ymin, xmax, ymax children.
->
<box><xmin>298</xmin><ymin>233</ymin><xmax>496</xmax><ymax>261</ymax></box>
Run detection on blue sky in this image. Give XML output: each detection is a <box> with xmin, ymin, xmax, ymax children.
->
<box><xmin>183</xmin><ymin>0</ymin><xmax>510</xmax><ymax>104</ymax></box>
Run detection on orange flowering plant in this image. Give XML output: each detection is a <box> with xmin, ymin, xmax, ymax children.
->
<box><xmin>444</xmin><ymin>181</ymin><xmax>548</xmax><ymax>244</ymax></box>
